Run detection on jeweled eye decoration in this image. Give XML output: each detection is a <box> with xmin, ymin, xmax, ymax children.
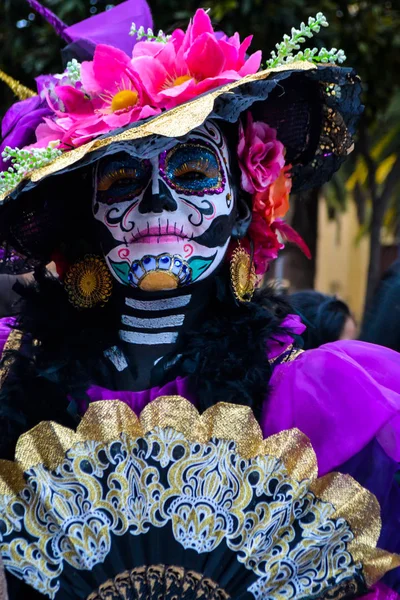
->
<box><xmin>97</xmin><ymin>158</ymin><xmax>151</xmax><ymax>204</ymax></box>
<box><xmin>160</xmin><ymin>142</ymin><xmax>225</xmax><ymax>196</ymax></box>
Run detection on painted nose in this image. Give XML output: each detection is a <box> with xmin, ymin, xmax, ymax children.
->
<box><xmin>139</xmin><ymin>179</ymin><xmax>178</xmax><ymax>214</ymax></box>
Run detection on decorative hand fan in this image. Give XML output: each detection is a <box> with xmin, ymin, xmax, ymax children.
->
<box><xmin>0</xmin><ymin>396</ymin><xmax>398</xmax><ymax>600</ymax></box>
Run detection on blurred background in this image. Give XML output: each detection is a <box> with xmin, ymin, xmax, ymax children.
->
<box><xmin>0</xmin><ymin>0</ymin><xmax>399</xmax><ymax>326</ymax></box>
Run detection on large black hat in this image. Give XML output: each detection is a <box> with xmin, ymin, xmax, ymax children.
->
<box><xmin>0</xmin><ymin>4</ymin><xmax>362</xmax><ymax>273</ymax></box>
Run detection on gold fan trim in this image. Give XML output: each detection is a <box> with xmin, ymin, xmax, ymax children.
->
<box><xmin>0</xmin><ymin>62</ymin><xmax>316</xmax><ymax>202</ymax></box>
<box><xmin>0</xmin><ymin>395</ymin><xmax>398</xmax><ymax>586</ymax></box>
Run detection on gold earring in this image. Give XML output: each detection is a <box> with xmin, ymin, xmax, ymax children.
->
<box><xmin>230</xmin><ymin>242</ymin><xmax>256</xmax><ymax>302</ymax></box>
<box><xmin>64</xmin><ymin>255</ymin><xmax>113</xmax><ymax>309</ymax></box>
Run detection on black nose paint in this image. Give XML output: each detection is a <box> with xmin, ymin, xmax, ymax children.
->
<box><xmin>139</xmin><ymin>179</ymin><xmax>178</xmax><ymax>214</ymax></box>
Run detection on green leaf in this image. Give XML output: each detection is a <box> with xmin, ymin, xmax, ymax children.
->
<box><xmin>188</xmin><ymin>254</ymin><xmax>217</xmax><ymax>281</ymax></box>
<box><xmin>109</xmin><ymin>259</ymin><xmax>130</xmax><ymax>284</ymax></box>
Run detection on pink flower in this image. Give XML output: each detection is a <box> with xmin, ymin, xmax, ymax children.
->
<box><xmin>248</xmin><ymin>213</ymin><xmax>283</xmax><ymax>275</ymax></box>
<box><xmin>237</xmin><ymin>113</ymin><xmax>285</xmax><ymax>194</ymax></box>
<box><xmin>130</xmin><ymin>9</ymin><xmax>262</xmax><ymax>110</ymax></box>
<box><xmin>253</xmin><ymin>165</ymin><xmax>292</xmax><ymax>224</ymax></box>
<box><xmin>35</xmin><ymin>44</ymin><xmax>160</xmax><ymax>147</ymax></box>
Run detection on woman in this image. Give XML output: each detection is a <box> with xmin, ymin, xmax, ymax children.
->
<box><xmin>0</xmin><ymin>2</ymin><xmax>399</xmax><ymax>598</ymax></box>
<box><xmin>290</xmin><ymin>290</ymin><xmax>357</xmax><ymax>349</ymax></box>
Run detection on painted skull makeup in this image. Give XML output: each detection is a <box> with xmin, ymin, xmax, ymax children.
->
<box><xmin>93</xmin><ymin>121</ymin><xmax>236</xmax><ymax>292</ymax></box>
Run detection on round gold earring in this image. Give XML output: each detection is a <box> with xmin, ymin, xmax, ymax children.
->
<box><xmin>64</xmin><ymin>255</ymin><xmax>113</xmax><ymax>309</ymax></box>
<box><xmin>229</xmin><ymin>242</ymin><xmax>256</xmax><ymax>302</ymax></box>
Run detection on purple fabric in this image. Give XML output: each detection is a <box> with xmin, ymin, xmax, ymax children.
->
<box><xmin>64</xmin><ymin>0</ymin><xmax>153</xmax><ymax>56</ymax></box>
<box><xmin>0</xmin><ymin>317</ymin><xmax>16</xmax><ymax>349</ymax></box>
<box><xmin>338</xmin><ymin>439</ymin><xmax>400</xmax><ymax>590</ymax></box>
<box><xmin>0</xmin><ymin>96</ymin><xmax>51</xmax><ymax>171</ymax></box>
<box><xmin>262</xmin><ymin>339</ymin><xmax>400</xmax><ymax>474</ymax></box>
<box><xmin>85</xmin><ymin>376</ymin><xmax>196</xmax><ymax>415</ymax></box>
<box><xmin>266</xmin><ymin>313</ymin><xmax>305</xmax><ymax>359</ymax></box>
<box><xmin>364</xmin><ymin>584</ymin><xmax>400</xmax><ymax>600</ymax></box>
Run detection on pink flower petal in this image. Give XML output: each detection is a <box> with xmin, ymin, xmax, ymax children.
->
<box><xmin>55</xmin><ymin>86</ymin><xmax>93</xmax><ymax>116</ymax></box>
<box><xmin>171</xmin><ymin>28</ymin><xmax>185</xmax><ymax>49</ymax></box>
<box><xmin>137</xmin><ymin>105</ymin><xmax>161</xmax><ymax>119</ymax></box>
<box><xmin>181</xmin><ymin>9</ymin><xmax>214</xmax><ymax>53</ymax></box>
<box><xmin>130</xmin><ymin>56</ymin><xmax>169</xmax><ymax>104</ymax></box>
<box><xmin>80</xmin><ymin>61</ymin><xmax>100</xmax><ymax>95</ymax></box>
<box><xmin>238</xmin><ymin>50</ymin><xmax>262</xmax><ymax>76</ymax></box>
<box><xmin>102</xmin><ymin>104</ymin><xmax>159</xmax><ymax>128</ymax></box>
<box><xmin>132</xmin><ymin>40</ymin><xmax>165</xmax><ymax>59</ymax></box>
<box><xmin>31</xmin><ymin>121</ymin><xmax>63</xmax><ymax>148</ymax></box>
<box><xmin>238</xmin><ymin>35</ymin><xmax>253</xmax><ymax>63</ymax></box>
<box><xmin>217</xmin><ymin>39</ymin><xmax>239</xmax><ymax>71</ymax></box>
<box><xmin>185</xmin><ymin>33</ymin><xmax>226</xmax><ymax>79</ymax></box>
<box><xmin>227</xmin><ymin>32</ymin><xmax>241</xmax><ymax>51</ymax></box>
<box><xmin>102</xmin><ymin>110</ymin><xmax>134</xmax><ymax>128</ymax></box>
<box><xmin>154</xmin><ymin>41</ymin><xmax>179</xmax><ymax>75</ymax></box>
<box><xmin>237</xmin><ymin>113</ymin><xmax>286</xmax><ymax>194</ymax></box>
<box><xmin>92</xmin><ymin>44</ymin><xmax>132</xmax><ymax>93</ymax></box>
<box><xmin>157</xmin><ymin>77</ymin><xmax>197</xmax><ymax>105</ymax></box>
<box><xmin>190</xmin><ymin>9</ymin><xmax>214</xmax><ymax>39</ymax></box>
<box><xmin>63</xmin><ymin>116</ymin><xmax>111</xmax><ymax>146</ymax></box>
<box><xmin>192</xmin><ymin>71</ymin><xmax>242</xmax><ymax>95</ymax></box>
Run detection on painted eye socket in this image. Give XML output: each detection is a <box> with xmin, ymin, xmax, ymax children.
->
<box><xmin>97</xmin><ymin>160</ymin><xmax>151</xmax><ymax>204</ymax></box>
<box><xmin>161</xmin><ymin>142</ymin><xmax>225</xmax><ymax>195</ymax></box>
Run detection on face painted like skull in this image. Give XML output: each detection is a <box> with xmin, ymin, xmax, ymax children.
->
<box><xmin>93</xmin><ymin>121</ymin><xmax>237</xmax><ymax>292</ymax></box>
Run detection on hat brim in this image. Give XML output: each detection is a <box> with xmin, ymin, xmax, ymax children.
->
<box><xmin>0</xmin><ymin>61</ymin><xmax>362</xmax><ymax>205</ymax></box>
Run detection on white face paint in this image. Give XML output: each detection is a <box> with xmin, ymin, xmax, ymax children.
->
<box><xmin>93</xmin><ymin>121</ymin><xmax>235</xmax><ymax>292</ymax></box>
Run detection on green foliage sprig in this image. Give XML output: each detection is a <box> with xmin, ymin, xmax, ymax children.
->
<box><xmin>264</xmin><ymin>13</ymin><xmax>346</xmax><ymax>69</ymax></box>
<box><xmin>129</xmin><ymin>24</ymin><xmax>171</xmax><ymax>43</ymax></box>
<box><xmin>65</xmin><ymin>59</ymin><xmax>82</xmax><ymax>84</ymax></box>
<box><xmin>0</xmin><ymin>144</ymin><xmax>62</xmax><ymax>195</ymax></box>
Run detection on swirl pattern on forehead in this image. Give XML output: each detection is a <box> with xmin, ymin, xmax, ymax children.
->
<box><xmin>191</xmin><ymin>120</ymin><xmax>225</xmax><ymax>149</ymax></box>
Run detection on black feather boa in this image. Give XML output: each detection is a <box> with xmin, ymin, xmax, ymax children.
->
<box><xmin>178</xmin><ymin>283</ymin><xmax>294</xmax><ymax>416</ymax></box>
<box><xmin>0</xmin><ymin>270</ymin><xmax>295</xmax><ymax>459</ymax></box>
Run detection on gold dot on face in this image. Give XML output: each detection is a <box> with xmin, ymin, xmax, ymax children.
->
<box><xmin>139</xmin><ymin>271</ymin><xmax>179</xmax><ymax>292</ymax></box>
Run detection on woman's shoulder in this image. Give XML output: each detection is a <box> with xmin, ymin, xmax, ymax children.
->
<box><xmin>262</xmin><ymin>338</ymin><xmax>400</xmax><ymax>474</ymax></box>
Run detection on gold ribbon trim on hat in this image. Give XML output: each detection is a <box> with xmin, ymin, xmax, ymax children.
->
<box><xmin>0</xmin><ymin>69</ymin><xmax>36</xmax><ymax>100</ymax></box>
<box><xmin>0</xmin><ymin>62</ymin><xmax>316</xmax><ymax>203</ymax></box>
<box><xmin>0</xmin><ymin>395</ymin><xmax>399</xmax><ymax>590</ymax></box>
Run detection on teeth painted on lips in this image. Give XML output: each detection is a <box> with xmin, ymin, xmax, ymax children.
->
<box><xmin>131</xmin><ymin>224</ymin><xmax>189</xmax><ymax>242</ymax></box>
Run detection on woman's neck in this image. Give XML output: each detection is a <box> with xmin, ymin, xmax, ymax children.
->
<box><xmin>104</xmin><ymin>279</ymin><xmax>214</xmax><ymax>390</ymax></box>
